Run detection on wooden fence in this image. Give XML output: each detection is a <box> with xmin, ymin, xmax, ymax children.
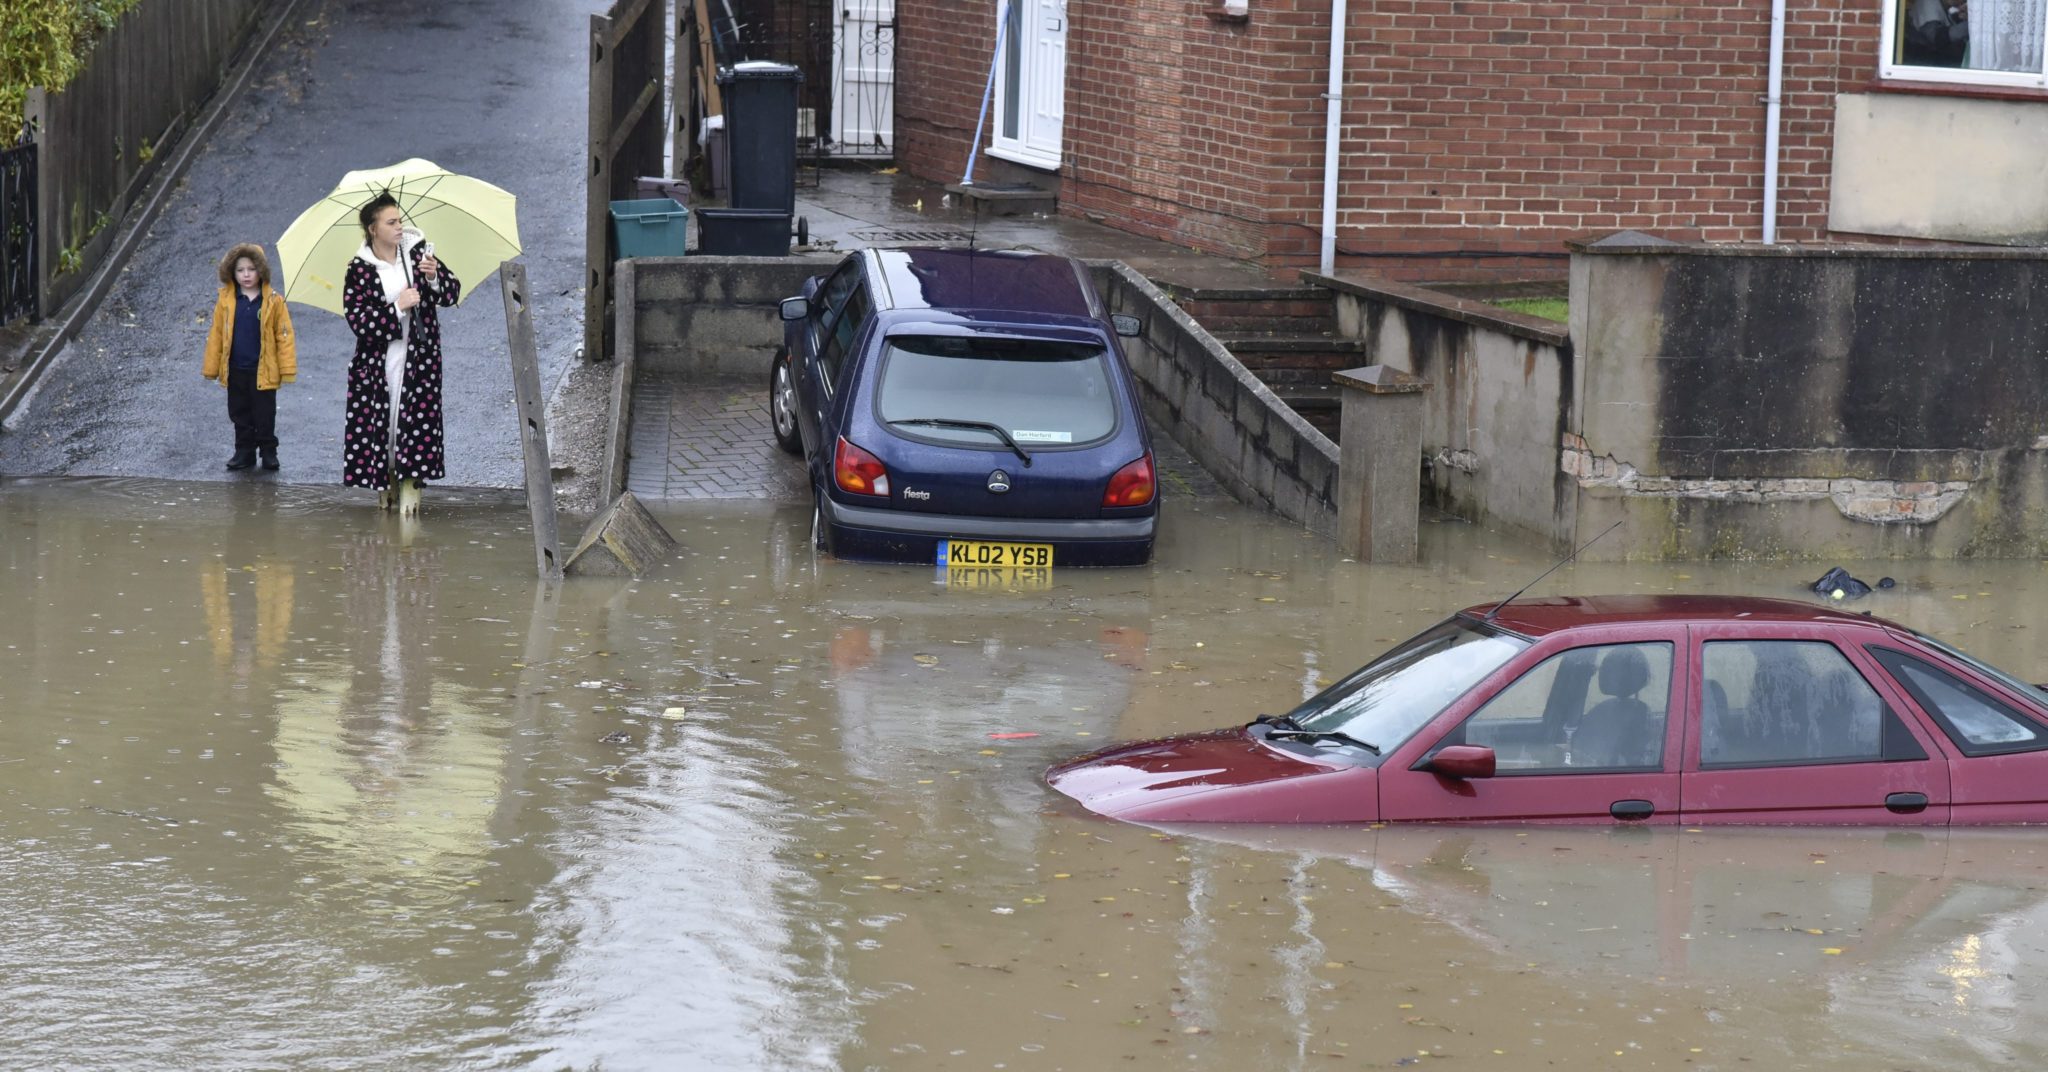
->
<box><xmin>584</xmin><ymin>0</ymin><xmax>681</xmax><ymax>364</ymax></box>
<box><xmin>25</xmin><ymin>0</ymin><xmax>264</xmax><ymax>317</ymax></box>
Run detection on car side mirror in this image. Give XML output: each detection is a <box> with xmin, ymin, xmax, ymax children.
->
<box><xmin>779</xmin><ymin>296</ymin><xmax>810</xmax><ymax>321</ymax></box>
<box><xmin>1423</xmin><ymin>745</ymin><xmax>1496</xmax><ymax>780</ymax></box>
<box><xmin>1110</xmin><ymin>313</ymin><xmax>1142</xmax><ymax>337</ymax></box>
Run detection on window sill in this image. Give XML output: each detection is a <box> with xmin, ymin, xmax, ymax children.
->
<box><xmin>1861</xmin><ymin>76</ymin><xmax>2048</xmax><ymax>103</ymax></box>
<box><xmin>1204</xmin><ymin>6</ymin><xmax>1249</xmax><ymax>24</ymax></box>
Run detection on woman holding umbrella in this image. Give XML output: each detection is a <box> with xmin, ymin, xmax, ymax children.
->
<box><xmin>342</xmin><ymin>192</ymin><xmax>460</xmax><ymax>515</ymax></box>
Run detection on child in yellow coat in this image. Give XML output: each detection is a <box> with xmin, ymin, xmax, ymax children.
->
<box><xmin>203</xmin><ymin>244</ymin><xmax>297</xmax><ymax>471</ymax></box>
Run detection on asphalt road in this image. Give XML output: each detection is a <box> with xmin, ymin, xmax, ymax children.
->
<box><xmin>0</xmin><ymin>0</ymin><xmax>605</xmax><ymax>488</ymax></box>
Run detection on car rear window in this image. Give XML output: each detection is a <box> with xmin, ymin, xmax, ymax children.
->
<box><xmin>876</xmin><ymin>336</ymin><xmax>1116</xmax><ymax>447</ymax></box>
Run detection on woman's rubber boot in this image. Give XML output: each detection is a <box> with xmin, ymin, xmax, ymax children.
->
<box><xmin>259</xmin><ymin>446</ymin><xmax>279</xmax><ymax>471</ymax></box>
<box><xmin>225</xmin><ymin>448</ymin><xmax>256</xmax><ymax>471</ymax></box>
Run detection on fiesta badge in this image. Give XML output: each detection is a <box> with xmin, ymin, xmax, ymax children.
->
<box><xmin>987</xmin><ymin>469</ymin><xmax>1012</xmax><ymax>494</ymax></box>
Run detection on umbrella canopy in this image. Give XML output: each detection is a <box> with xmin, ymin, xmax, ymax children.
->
<box><xmin>276</xmin><ymin>158</ymin><xmax>521</xmax><ymax>316</ymax></box>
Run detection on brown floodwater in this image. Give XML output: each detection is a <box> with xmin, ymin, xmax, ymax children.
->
<box><xmin>4</xmin><ymin>477</ymin><xmax>2047</xmax><ymax>1070</ymax></box>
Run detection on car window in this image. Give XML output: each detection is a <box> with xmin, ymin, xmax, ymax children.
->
<box><xmin>1905</xmin><ymin>630</ymin><xmax>2048</xmax><ymax>710</ymax></box>
<box><xmin>1447</xmin><ymin>642</ymin><xmax>1672</xmax><ymax>773</ymax></box>
<box><xmin>876</xmin><ymin>335</ymin><xmax>1118</xmax><ymax>447</ymax></box>
<box><xmin>1870</xmin><ymin>647</ymin><xmax>2048</xmax><ymax>757</ymax></box>
<box><xmin>815</xmin><ymin>260</ymin><xmax>861</xmax><ymax>325</ymax></box>
<box><xmin>1288</xmin><ymin>617</ymin><xmax>1528</xmax><ymax>754</ymax></box>
<box><xmin>1700</xmin><ymin>640</ymin><xmax>1925</xmax><ymax>768</ymax></box>
<box><xmin>818</xmin><ymin>286</ymin><xmax>872</xmax><ymax>391</ymax></box>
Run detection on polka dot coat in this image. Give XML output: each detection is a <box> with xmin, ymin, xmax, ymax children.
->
<box><xmin>340</xmin><ymin>243</ymin><xmax>460</xmax><ymax>489</ymax></box>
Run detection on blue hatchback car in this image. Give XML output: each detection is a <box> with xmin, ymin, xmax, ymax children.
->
<box><xmin>769</xmin><ymin>248</ymin><xmax>1158</xmax><ymax>568</ymax></box>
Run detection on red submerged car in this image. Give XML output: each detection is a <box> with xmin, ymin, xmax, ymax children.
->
<box><xmin>1046</xmin><ymin>596</ymin><xmax>2048</xmax><ymax>826</ymax></box>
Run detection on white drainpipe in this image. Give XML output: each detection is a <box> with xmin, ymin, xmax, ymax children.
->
<box><xmin>1762</xmin><ymin>0</ymin><xmax>1786</xmax><ymax>243</ymax></box>
<box><xmin>1320</xmin><ymin>0</ymin><xmax>1347</xmax><ymax>276</ymax></box>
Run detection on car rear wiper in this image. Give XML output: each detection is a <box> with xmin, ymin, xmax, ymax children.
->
<box><xmin>887</xmin><ymin>418</ymin><xmax>1033</xmax><ymax>467</ymax></box>
<box><xmin>1262</xmin><ymin>727</ymin><xmax>1381</xmax><ymax>754</ymax></box>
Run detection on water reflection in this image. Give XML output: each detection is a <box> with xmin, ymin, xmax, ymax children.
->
<box><xmin>1150</xmin><ymin>822</ymin><xmax>2048</xmax><ymax>1064</ymax></box>
<box><xmin>268</xmin><ymin>530</ymin><xmax>510</xmax><ymax>906</ymax></box>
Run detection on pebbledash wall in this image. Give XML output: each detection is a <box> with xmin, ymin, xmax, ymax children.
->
<box><xmin>891</xmin><ymin>1</ymin><xmax>2048</xmax><ymax>282</ymax></box>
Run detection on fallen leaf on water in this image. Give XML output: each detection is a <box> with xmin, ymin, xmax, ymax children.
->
<box><xmin>978</xmin><ymin>749</ymin><xmax>999</xmax><ymax>756</ymax></box>
<box><xmin>988</xmin><ymin>732</ymin><xmax>1039</xmax><ymax>740</ymax></box>
<box><xmin>1822</xmin><ymin>947</ymin><xmax>1844</xmax><ymax>955</ymax></box>
<box><xmin>914</xmin><ymin>653</ymin><xmax>940</xmax><ymax>665</ymax></box>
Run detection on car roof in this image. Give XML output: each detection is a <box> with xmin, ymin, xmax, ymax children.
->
<box><xmin>1463</xmin><ymin>595</ymin><xmax>1897</xmax><ymax>639</ymax></box>
<box><xmin>865</xmin><ymin>247</ymin><xmax>1098</xmax><ymax>319</ymax></box>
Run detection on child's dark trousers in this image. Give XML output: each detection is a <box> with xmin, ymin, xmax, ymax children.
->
<box><xmin>226</xmin><ymin>367</ymin><xmax>277</xmax><ymax>450</ymax></box>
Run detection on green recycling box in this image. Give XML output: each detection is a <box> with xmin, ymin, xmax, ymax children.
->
<box><xmin>608</xmin><ymin>198</ymin><xmax>689</xmax><ymax>258</ymax></box>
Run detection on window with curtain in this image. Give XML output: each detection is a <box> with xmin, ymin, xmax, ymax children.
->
<box><xmin>1884</xmin><ymin>0</ymin><xmax>2048</xmax><ymax>86</ymax></box>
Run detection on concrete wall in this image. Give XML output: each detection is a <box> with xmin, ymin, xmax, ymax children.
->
<box><xmin>1311</xmin><ymin>272</ymin><xmax>1575</xmax><ymax>548</ymax></box>
<box><xmin>1831</xmin><ymin>93</ymin><xmax>2048</xmax><ymax>246</ymax></box>
<box><xmin>624</xmin><ymin>256</ymin><xmax>834</xmax><ymax>380</ymax></box>
<box><xmin>1094</xmin><ymin>263</ymin><xmax>1339</xmax><ymax>535</ymax></box>
<box><xmin>1568</xmin><ymin>242</ymin><xmax>2048</xmax><ymax>559</ymax></box>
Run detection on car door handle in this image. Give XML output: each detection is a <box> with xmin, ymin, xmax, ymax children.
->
<box><xmin>1610</xmin><ymin>800</ymin><xmax>1655</xmax><ymax>821</ymax></box>
<box><xmin>1885</xmin><ymin>792</ymin><xmax>1929</xmax><ymax>814</ymax></box>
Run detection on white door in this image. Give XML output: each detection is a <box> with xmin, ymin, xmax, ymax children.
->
<box><xmin>832</xmin><ymin>0</ymin><xmax>896</xmax><ymax>156</ymax></box>
<box><xmin>990</xmin><ymin>0</ymin><xmax>1065</xmax><ymax>169</ymax></box>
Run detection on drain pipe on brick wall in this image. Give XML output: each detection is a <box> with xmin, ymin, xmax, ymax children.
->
<box><xmin>1762</xmin><ymin>0</ymin><xmax>1787</xmax><ymax>243</ymax></box>
<box><xmin>1320</xmin><ymin>0</ymin><xmax>1348</xmax><ymax>275</ymax></box>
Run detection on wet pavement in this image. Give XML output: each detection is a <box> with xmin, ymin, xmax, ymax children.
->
<box><xmin>6</xmin><ymin>476</ymin><xmax>2048</xmax><ymax>1069</ymax></box>
<box><xmin>0</xmin><ymin>0</ymin><xmax>602</xmax><ymax>487</ymax></box>
<box><xmin>625</xmin><ymin>374</ymin><xmax>809</xmax><ymax>502</ymax></box>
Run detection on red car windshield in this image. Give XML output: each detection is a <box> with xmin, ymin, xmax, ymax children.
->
<box><xmin>1287</xmin><ymin>617</ymin><xmax>1528</xmax><ymax>753</ymax></box>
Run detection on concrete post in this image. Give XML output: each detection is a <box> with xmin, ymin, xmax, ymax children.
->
<box><xmin>1333</xmin><ymin>365</ymin><xmax>1429</xmax><ymax>562</ymax></box>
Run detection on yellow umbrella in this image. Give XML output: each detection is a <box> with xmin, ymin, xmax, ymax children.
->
<box><xmin>275</xmin><ymin>158</ymin><xmax>521</xmax><ymax>316</ymax></box>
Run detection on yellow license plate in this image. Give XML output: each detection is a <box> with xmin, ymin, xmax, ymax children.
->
<box><xmin>942</xmin><ymin>564</ymin><xmax>1053</xmax><ymax>591</ymax></box>
<box><xmin>937</xmin><ymin>539</ymin><xmax>1053</xmax><ymax>568</ymax></box>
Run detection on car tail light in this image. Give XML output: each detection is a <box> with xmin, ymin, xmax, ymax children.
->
<box><xmin>834</xmin><ymin>437</ymin><xmax>891</xmax><ymax>497</ymax></box>
<box><xmin>1103</xmin><ymin>453</ymin><xmax>1156</xmax><ymax>507</ymax></box>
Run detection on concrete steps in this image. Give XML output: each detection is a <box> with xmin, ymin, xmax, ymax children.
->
<box><xmin>1169</xmin><ymin>286</ymin><xmax>1348</xmax><ymax>441</ymax></box>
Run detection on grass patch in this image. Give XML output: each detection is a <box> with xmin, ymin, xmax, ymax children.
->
<box><xmin>1492</xmin><ymin>297</ymin><xmax>1568</xmax><ymax>322</ymax></box>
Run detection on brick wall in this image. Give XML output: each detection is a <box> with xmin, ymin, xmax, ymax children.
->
<box><xmin>894</xmin><ymin>0</ymin><xmax>1002</xmax><ymax>186</ymax></box>
<box><xmin>893</xmin><ymin>1</ymin><xmax>1883</xmax><ymax>281</ymax></box>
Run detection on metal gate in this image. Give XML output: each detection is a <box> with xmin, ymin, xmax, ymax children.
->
<box><xmin>1</xmin><ymin>139</ymin><xmax>36</xmax><ymax>324</ymax></box>
<box><xmin>712</xmin><ymin>0</ymin><xmax>895</xmax><ymax>167</ymax></box>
